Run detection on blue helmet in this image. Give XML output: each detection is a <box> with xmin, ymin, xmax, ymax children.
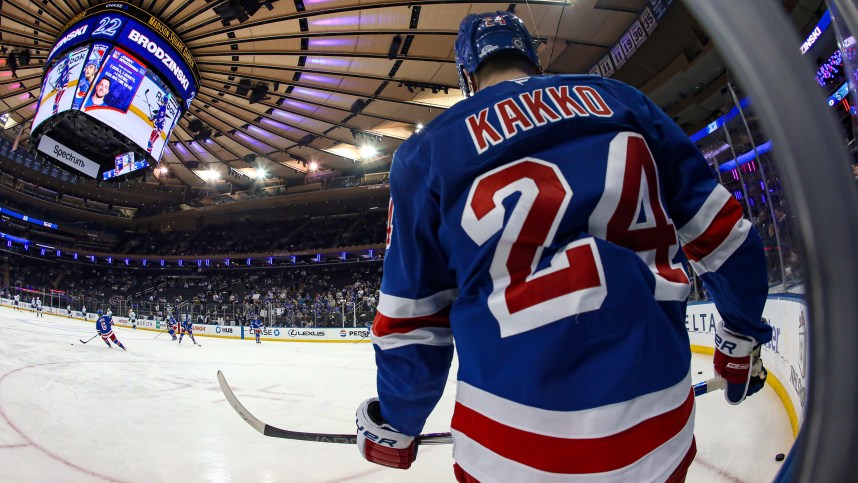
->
<box><xmin>455</xmin><ymin>11</ymin><xmax>541</xmax><ymax>97</ymax></box>
<box><xmin>97</xmin><ymin>309</ymin><xmax>103</xmax><ymax>315</ymax></box>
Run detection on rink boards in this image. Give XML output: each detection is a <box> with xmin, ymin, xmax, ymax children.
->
<box><xmin>1</xmin><ymin>295</ymin><xmax>805</xmax><ymax>435</ymax></box>
<box><xmin>687</xmin><ymin>295</ymin><xmax>806</xmax><ymax>438</ymax></box>
<box><xmin>0</xmin><ymin>298</ymin><xmax>372</xmax><ymax>343</ymax></box>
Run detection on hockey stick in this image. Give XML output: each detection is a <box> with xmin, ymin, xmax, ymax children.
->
<box><xmin>693</xmin><ymin>376</ymin><xmax>726</xmax><ymax>396</ymax></box>
<box><xmin>217</xmin><ymin>371</ymin><xmax>723</xmax><ymax>446</ymax></box>
<box><xmin>154</xmin><ymin>325</ymin><xmax>169</xmax><ymax>339</ymax></box>
<box><xmin>354</xmin><ymin>330</ymin><xmax>371</xmax><ymax>344</ymax></box>
<box><xmin>217</xmin><ymin>371</ymin><xmax>451</xmax><ymax>445</ymax></box>
<box><xmin>79</xmin><ymin>334</ymin><xmax>99</xmax><ymax>344</ymax></box>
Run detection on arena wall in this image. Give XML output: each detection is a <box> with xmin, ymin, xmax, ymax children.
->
<box><xmin>0</xmin><ymin>299</ymin><xmax>372</xmax><ymax>343</ymax></box>
<box><xmin>1</xmin><ymin>295</ymin><xmax>806</xmax><ymax>433</ymax></box>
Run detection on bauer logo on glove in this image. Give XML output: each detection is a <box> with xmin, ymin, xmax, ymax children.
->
<box><xmin>714</xmin><ymin>320</ymin><xmax>768</xmax><ymax>404</ymax></box>
<box><xmin>356</xmin><ymin>397</ymin><xmax>417</xmax><ymax>469</ymax></box>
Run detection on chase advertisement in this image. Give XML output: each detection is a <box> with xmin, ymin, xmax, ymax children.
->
<box><xmin>31</xmin><ymin>45</ymin><xmax>89</xmax><ymax>132</ymax></box>
<box><xmin>81</xmin><ymin>47</ymin><xmax>180</xmax><ymax>163</ymax></box>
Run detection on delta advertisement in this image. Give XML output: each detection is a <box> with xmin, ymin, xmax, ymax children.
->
<box><xmin>31</xmin><ymin>45</ymin><xmax>89</xmax><ymax>132</ymax></box>
<box><xmin>82</xmin><ymin>46</ymin><xmax>180</xmax><ymax>163</ymax></box>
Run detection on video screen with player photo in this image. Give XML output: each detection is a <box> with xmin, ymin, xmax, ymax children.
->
<box><xmin>72</xmin><ymin>43</ymin><xmax>109</xmax><ymax>111</ymax></box>
<box><xmin>31</xmin><ymin>45</ymin><xmax>89</xmax><ymax>132</ymax></box>
<box><xmin>81</xmin><ymin>46</ymin><xmax>180</xmax><ymax>163</ymax></box>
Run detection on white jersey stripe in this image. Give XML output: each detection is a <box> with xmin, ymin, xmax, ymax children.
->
<box><xmin>372</xmin><ymin>327</ymin><xmax>453</xmax><ymax>350</ymax></box>
<box><xmin>452</xmin><ymin>405</ymin><xmax>694</xmax><ymax>482</ymax></box>
<box><xmin>688</xmin><ymin>218</ymin><xmax>751</xmax><ymax>275</ymax></box>
<box><xmin>676</xmin><ymin>186</ymin><xmax>731</xmax><ymax>243</ymax></box>
<box><xmin>456</xmin><ymin>372</ymin><xmax>691</xmax><ymax>439</ymax></box>
<box><xmin>377</xmin><ymin>289</ymin><xmax>458</xmax><ymax>319</ymax></box>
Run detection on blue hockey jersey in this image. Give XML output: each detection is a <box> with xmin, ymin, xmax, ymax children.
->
<box><xmin>372</xmin><ymin>74</ymin><xmax>771</xmax><ymax>481</ymax></box>
<box><xmin>96</xmin><ymin>316</ymin><xmax>113</xmax><ymax>336</ymax></box>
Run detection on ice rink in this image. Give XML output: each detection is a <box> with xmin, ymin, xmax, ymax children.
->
<box><xmin>0</xmin><ymin>306</ymin><xmax>793</xmax><ymax>482</ymax></box>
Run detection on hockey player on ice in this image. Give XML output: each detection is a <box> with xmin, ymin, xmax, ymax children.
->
<box><xmin>95</xmin><ymin>310</ymin><xmax>126</xmax><ymax>350</ymax></box>
<box><xmin>34</xmin><ymin>298</ymin><xmax>43</xmax><ymax>317</ymax></box>
<box><xmin>13</xmin><ymin>294</ymin><xmax>19</xmax><ymax>310</ymax></box>
<box><xmin>165</xmin><ymin>313</ymin><xmax>178</xmax><ymax>341</ymax></box>
<box><xmin>81</xmin><ymin>305</ymin><xmax>87</xmax><ymax>318</ymax></box>
<box><xmin>178</xmin><ymin>314</ymin><xmax>198</xmax><ymax>345</ymax></box>
<box><xmin>128</xmin><ymin>309</ymin><xmax>137</xmax><ymax>330</ymax></box>
<box><xmin>67</xmin><ymin>305</ymin><xmax>72</xmax><ymax>318</ymax></box>
<box><xmin>355</xmin><ymin>11</ymin><xmax>772</xmax><ymax>483</ymax></box>
<box><xmin>250</xmin><ymin>316</ymin><xmax>263</xmax><ymax>344</ymax></box>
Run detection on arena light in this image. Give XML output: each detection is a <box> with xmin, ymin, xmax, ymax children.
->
<box><xmin>255</xmin><ymin>168</ymin><xmax>267</xmax><ymax>179</ymax></box>
<box><xmin>198</xmin><ymin>169</ymin><xmax>221</xmax><ymax>181</ymax></box>
<box><xmin>416</xmin><ymin>123</ymin><xmax>424</xmax><ymax>133</ymax></box>
<box><xmin>359</xmin><ymin>145</ymin><xmax>377</xmax><ymax>159</ymax></box>
<box><xmin>309</xmin><ymin>161</ymin><xmax>318</xmax><ymax>171</ymax></box>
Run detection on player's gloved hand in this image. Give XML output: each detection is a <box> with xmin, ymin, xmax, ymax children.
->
<box><xmin>356</xmin><ymin>397</ymin><xmax>417</xmax><ymax>469</ymax></box>
<box><xmin>714</xmin><ymin>320</ymin><xmax>767</xmax><ymax>404</ymax></box>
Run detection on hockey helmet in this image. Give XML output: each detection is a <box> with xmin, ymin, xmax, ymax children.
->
<box><xmin>455</xmin><ymin>11</ymin><xmax>541</xmax><ymax>97</ymax></box>
<box><xmin>97</xmin><ymin>309</ymin><xmax>103</xmax><ymax>315</ymax></box>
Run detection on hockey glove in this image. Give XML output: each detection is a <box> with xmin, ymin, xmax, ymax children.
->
<box><xmin>714</xmin><ymin>320</ymin><xmax>767</xmax><ymax>404</ymax></box>
<box><xmin>356</xmin><ymin>397</ymin><xmax>417</xmax><ymax>470</ymax></box>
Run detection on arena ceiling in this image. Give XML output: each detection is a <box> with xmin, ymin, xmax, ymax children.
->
<box><xmin>0</xmin><ymin>0</ymin><xmax>821</xmax><ymax>196</ymax></box>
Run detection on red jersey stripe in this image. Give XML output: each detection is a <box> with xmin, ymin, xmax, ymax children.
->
<box><xmin>682</xmin><ymin>197</ymin><xmax>743</xmax><ymax>262</ymax></box>
<box><xmin>451</xmin><ymin>389</ymin><xmax>695</xmax><ymax>474</ymax></box>
<box><xmin>372</xmin><ymin>307</ymin><xmax>451</xmax><ymax>337</ymax></box>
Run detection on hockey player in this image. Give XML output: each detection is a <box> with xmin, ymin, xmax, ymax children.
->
<box><xmin>95</xmin><ymin>310</ymin><xmax>126</xmax><ymax>350</ymax></box>
<box><xmin>76</xmin><ymin>60</ymin><xmax>98</xmax><ymax>100</ymax></box>
<box><xmin>81</xmin><ymin>305</ymin><xmax>87</xmax><ymax>318</ymax></box>
<box><xmin>147</xmin><ymin>94</ymin><xmax>170</xmax><ymax>154</ymax></box>
<box><xmin>165</xmin><ymin>313</ymin><xmax>178</xmax><ymax>341</ymax></box>
<box><xmin>34</xmin><ymin>298</ymin><xmax>43</xmax><ymax>317</ymax></box>
<box><xmin>250</xmin><ymin>316</ymin><xmax>263</xmax><ymax>344</ymax></box>
<box><xmin>52</xmin><ymin>57</ymin><xmax>70</xmax><ymax>116</ymax></box>
<box><xmin>178</xmin><ymin>314</ymin><xmax>199</xmax><ymax>345</ymax></box>
<box><xmin>13</xmin><ymin>294</ymin><xmax>20</xmax><ymax>311</ymax></box>
<box><xmin>128</xmin><ymin>309</ymin><xmax>137</xmax><ymax>330</ymax></box>
<box><xmin>67</xmin><ymin>305</ymin><xmax>72</xmax><ymax>318</ymax></box>
<box><xmin>355</xmin><ymin>11</ymin><xmax>772</xmax><ymax>483</ymax></box>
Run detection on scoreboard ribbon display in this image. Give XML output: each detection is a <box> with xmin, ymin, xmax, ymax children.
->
<box><xmin>47</xmin><ymin>2</ymin><xmax>198</xmax><ymax>109</ymax></box>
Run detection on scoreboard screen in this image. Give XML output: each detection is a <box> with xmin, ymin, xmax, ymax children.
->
<box><xmin>31</xmin><ymin>2</ymin><xmax>198</xmax><ymax>179</ymax></box>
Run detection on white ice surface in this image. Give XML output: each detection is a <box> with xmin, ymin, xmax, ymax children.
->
<box><xmin>0</xmin><ymin>306</ymin><xmax>793</xmax><ymax>482</ymax></box>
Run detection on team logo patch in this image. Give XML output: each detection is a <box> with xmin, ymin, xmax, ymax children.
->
<box><xmin>479</xmin><ymin>44</ymin><xmax>499</xmax><ymax>58</ymax></box>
